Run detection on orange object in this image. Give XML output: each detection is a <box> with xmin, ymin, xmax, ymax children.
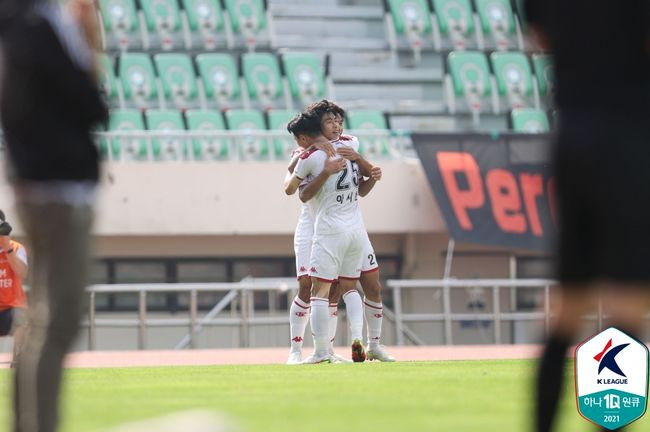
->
<box><xmin>0</xmin><ymin>240</ymin><xmax>27</xmax><ymax>310</ymax></box>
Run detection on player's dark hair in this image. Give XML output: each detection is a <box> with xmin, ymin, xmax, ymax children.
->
<box><xmin>287</xmin><ymin>113</ymin><xmax>322</xmax><ymax>138</ymax></box>
<box><xmin>305</xmin><ymin>99</ymin><xmax>345</xmax><ymax>121</ymax></box>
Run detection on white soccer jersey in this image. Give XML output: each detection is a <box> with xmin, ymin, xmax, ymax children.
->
<box><xmin>294</xmin><ymin>141</ymin><xmax>364</xmax><ymax>236</ymax></box>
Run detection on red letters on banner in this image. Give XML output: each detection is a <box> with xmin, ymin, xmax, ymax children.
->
<box><xmin>436</xmin><ymin>151</ymin><xmax>555</xmax><ymax>237</ymax></box>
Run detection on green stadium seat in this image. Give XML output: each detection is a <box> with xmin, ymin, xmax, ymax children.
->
<box><xmin>386</xmin><ymin>0</ymin><xmax>433</xmax><ymax>61</ymax></box>
<box><xmin>267</xmin><ymin>110</ymin><xmax>298</xmax><ymax>160</ymax></box>
<box><xmin>432</xmin><ymin>0</ymin><xmax>476</xmax><ymax>50</ymax></box>
<box><xmin>182</xmin><ymin>0</ymin><xmax>225</xmax><ymax>50</ymax></box>
<box><xmin>139</xmin><ymin>0</ymin><xmax>184</xmax><ymax>51</ymax></box>
<box><xmin>185</xmin><ymin>110</ymin><xmax>229</xmax><ymax>160</ymax></box>
<box><xmin>108</xmin><ymin>109</ymin><xmax>147</xmax><ymax>161</ymax></box>
<box><xmin>532</xmin><ymin>54</ymin><xmax>554</xmax><ymax>97</ymax></box>
<box><xmin>225</xmin><ymin>109</ymin><xmax>269</xmax><ymax>160</ymax></box>
<box><xmin>196</xmin><ymin>54</ymin><xmax>242</xmax><ymax>109</ymax></box>
<box><xmin>474</xmin><ymin>0</ymin><xmax>517</xmax><ymax>50</ymax></box>
<box><xmin>346</xmin><ymin>110</ymin><xmax>391</xmax><ymax>158</ymax></box>
<box><xmin>511</xmin><ymin>108</ymin><xmax>549</xmax><ymax>133</ymax></box>
<box><xmin>446</xmin><ymin>51</ymin><xmax>494</xmax><ymax>116</ymax></box>
<box><xmin>490</xmin><ymin>51</ymin><xmax>534</xmax><ymax>110</ymax></box>
<box><xmin>281</xmin><ymin>53</ymin><xmax>326</xmax><ymax>107</ymax></box>
<box><xmin>223</xmin><ymin>0</ymin><xmax>267</xmax><ymax>51</ymax></box>
<box><xmin>98</xmin><ymin>54</ymin><xmax>120</xmax><ymax>106</ymax></box>
<box><xmin>242</xmin><ymin>53</ymin><xmax>286</xmax><ymax>110</ymax></box>
<box><xmin>153</xmin><ymin>54</ymin><xmax>199</xmax><ymax>110</ymax></box>
<box><xmin>145</xmin><ymin>109</ymin><xmax>187</xmax><ymax>161</ymax></box>
<box><xmin>119</xmin><ymin>53</ymin><xmax>160</xmax><ymax>109</ymax></box>
<box><xmin>98</xmin><ymin>0</ymin><xmax>142</xmax><ymax>50</ymax></box>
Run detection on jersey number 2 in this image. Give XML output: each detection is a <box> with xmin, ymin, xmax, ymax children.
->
<box><xmin>336</xmin><ymin>161</ymin><xmax>359</xmax><ymax>191</ymax></box>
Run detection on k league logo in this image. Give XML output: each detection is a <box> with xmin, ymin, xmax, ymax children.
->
<box><xmin>575</xmin><ymin>327</ymin><xmax>649</xmax><ymax>430</ymax></box>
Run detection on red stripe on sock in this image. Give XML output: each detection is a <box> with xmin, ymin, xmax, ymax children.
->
<box><xmin>364</xmin><ymin>302</ymin><xmax>382</xmax><ymax>310</ymax></box>
<box><xmin>293</xmin><ymin>300</ymin><xmax>310</xmax><ymax>310</ymax></box>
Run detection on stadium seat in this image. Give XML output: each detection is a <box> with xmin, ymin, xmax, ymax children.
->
<box><xmin>474</xmin><ymin>0</ymin><xmax>518</xmax><ymax>50</ymax></box>
<box><xmin>98</xmin><ymin>0</ymin><xmax>142</xmax><ymax>51</ymax></box>
<box><xmin>145</xmin><ymin>109</ymin><xmax>187</xmax><ymax>161</ymax></box>
<box><xmin>242</xmin><ymin>53</ymin><xmax>287</xmax><ymax>110</ymax></box>
<box><xmin>153</xmin><ymin>54</ymin><xmax>199</xmax><ymax>110</ymax></box>
<box><xmin>108</xmin><ymin>109</ymin><xmax>147</xmax><ymax>161</ymax></box>
<box><xmin>532</xmin><ymin>54</ymin><xmax>554</xmax><ymax>98</ymax></box>
<box><xmin>432</xmin><ymin>0</ymin><xmax>477</xmax><ymax>50</ymax></box>
<box><xmin>386</xmin><ymin>0</ymin><xmax>433</xmax><ymax>62</ymax></box>
<box><xmin>139</xmin><ymin>0</ymin><xmax>185</xmax><ymax>51</ymax></box>
<box><xmin>98</xmin><ymin>54</ymin><xmax>120</xmax><ymax>107</ymax></box>
<box><xmin>445</xmin><ymin>51</ymin><xmax>496</xmax><ymax>120</ymax></box>
<box><xmin>224</xmin><ymin>109</ymin><xmax>269</xmax><ymax>160</ymax></box>
<box><xmin>182</xmin><ymin>0</ymin><xmax>226</xmax><ymax>50</ymax></box>
<box><xmin>281</xmin><ymin>53</ymin><xmax>327</xmax><ymax>108</ymax></box>
<box><xmin>267</xmin><ymin>110</ymin><xmax>298</xmax><ymax>160</ymax></box>
<box><xmin>490</xmin><ymin>52</ymin><xmax>535</xmax><ymax>110</ymax></box>
<box><xmin>195</xmin><ymin>53</ymin><xmax>242</xmax><ymax>110</ymax></box>
<box><xmin>346</xmin><ymin>110</ymin><xmax>391</xmax><ymax>159</ymax></box>
<box><xmin>223</xmin><ymin>0</ymin><xmax>268</xmax><ymax>51</ymax></box>
<box><xmin>185</xmin><ymin>110</ymin><xmax>229</xmax><ymax>160</ymax></box>
<box><xmin>511</xmin><ymin>108</ymin><xmax>549</xmax><ymax>133</ymax></box>
<box><xmin>119</xmin><ymin>53</ymin><xmax>160</xmax><ymax>109</ymax></box>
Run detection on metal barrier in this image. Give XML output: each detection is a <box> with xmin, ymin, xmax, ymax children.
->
<box><xmin>85</xmin><ymin>278</ymin><xmax>299</xmax><ymax>351</ymax></box>
<box><xmin>386</xmin><ymin>279</ymin><xmax>557</xmax><ymax>346</ymax></box>
<box><xmin>83</xmin><ymin>277</ymin><xmax>568</xmax><ymax>350</ymax></box>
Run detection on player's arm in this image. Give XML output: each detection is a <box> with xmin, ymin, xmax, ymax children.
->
<box><xmin>299</xmin><ymin>158</ymin><xmax>346</xmax><ymax>203</ymax></box>
<box><xmin>358</xmin><ymin>166</ymin><xmax>382</xmax><ymax>197</ymax></box>
<box><xmin>283</xmin><ymin>151</ymin><xmax>303</xmax><ymax>194</ymax></box>
<box><xmin>337</xmin><ymin>147</ymin><xmax>373</xmax><ymax>177</ymax></box>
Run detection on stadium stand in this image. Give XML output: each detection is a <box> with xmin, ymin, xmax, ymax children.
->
<box><xmin>346</xmin><ymin>110</ymin><xmax>392</xmax><ymax>158</ymax></box>
<box><xmin>145</xmin><ymin>109</ymin><xmax>187</xmax><ymax>160</ymax></box>
<box><xmin>510</xmin><ymin>108</ymin><xmax>550</xmax><ymax>133</ymax></box>
<box><xmin>490</xmin><ymin>51</ymin><xmax>535</xmax><ymax>110</ymax></box>
<box><xmin>224</xmin><ymin>109</ymin><xmax>270</xmax><ymax>160</ymax></box>
<box><xmin>107</xmin><ymin>109</ymin><xmax>148</xmax><ymax>160</ymax></box>
<box><xmin>185</xmin><ymin>109</ymin><xmax>230</xmax><ymax>160</ymax></box>
<box><xmin>267</xmin><ymin>109</ymin><xmax>298</xmax><ymax>159</ymax></box>
<box><xmin>91</xmin><ymin>0</ymin><xmax>554</xmax><ymax>156</ymax></box>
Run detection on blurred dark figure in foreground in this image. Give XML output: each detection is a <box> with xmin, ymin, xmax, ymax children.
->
<box><xmin>524</xmin><ymin>0</ymin><xmax>650</xmax><ymax>431</ymax></box>
<box><xmin>0</xmin><ymin>0</ymin><xmax>108</xmax><ymax>431</ymax></box>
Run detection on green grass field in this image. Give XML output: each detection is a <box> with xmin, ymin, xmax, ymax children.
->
<box><xmin>1</xmin><ymin>360</ymin><xmax>648</xmax><ymax>431</ymax></box>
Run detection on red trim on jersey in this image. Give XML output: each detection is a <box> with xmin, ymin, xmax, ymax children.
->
<box><xmin>299</xmin><ymin>147</ymin><xmax>319</xmax><ymax>160</ymax></box>
<box><xmin>293</xmin><ymin>300</ymin><xmax>310</xmax><ymax>310</ymax></box>
<box><xmin>360</xmin><ymin>267</ymin><xmax>380</xmax><ymax>275</ymax></box>
<box><xmin>339</xmin><ymin>135</ymin><xmax>354</xmax><ymax>141</ymax></box>
<box><xmin>364</xmin><ymin>301</ymin><xmax>382</xmax><ymax>310</ymax></box>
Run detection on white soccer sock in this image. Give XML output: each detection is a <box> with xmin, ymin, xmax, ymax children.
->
<box><xmin>328</xmin><ymin>304</ymin><xmax>338</xmax><ymax>347</ymax></box>
<box><xmin>342</xmin><ymin>289</ymin><xmax>364</xmax><ymax>342</ymax></box>
<box><xmin>289</xmin><ymin>296</ymin><xmax>310</xmax><ymax>352</ymax></box>
<box><xmin>310</xmin><ymin>297</ymin><xmax>330</xmax><ymax>357</ymax></box>
<box><xmin>364</xmin><ymin>298</ymin><xmax>383</xmax><ymax>348</ymax></box>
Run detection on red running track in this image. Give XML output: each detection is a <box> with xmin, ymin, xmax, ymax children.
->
<box><xmin>0</xmin><ymin>345</ymin><xmax>543</xmax><ymax>369</ymax></box>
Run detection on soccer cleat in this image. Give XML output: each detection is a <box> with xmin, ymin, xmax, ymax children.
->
<box><xmin>351</xmin><ymin>339</ymin><xmax>366</xmax><ymax>363</ymax></box>
<box><xmin>301</xmin><ymin>353</ymin><xmax>333</xmax><ymax>364</ymax></box>
<box><xmin>366</xmin><ymin>345</ymin><xmax>396</xmax><ymax>362</ymax></box>
<box><xmin>286</xmin><ymin>350</ymin><xmax>302</xmax><ymax>365</ymax></box>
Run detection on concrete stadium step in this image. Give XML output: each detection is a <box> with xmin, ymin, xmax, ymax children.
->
<box><xmin>270</xmin><ymin>4</ymin><xmax>383</xmax><ymax>19</ymax></box>
<box><xmin>273</xmin><ymin>35</ymin><xmax>389</xmax><ymax>50</ymax></box>
<box><xmin>272</xmin><ymin>17</ymin><xmax>384</xmax><ymax>39</ymax></box>
<box><xmin>332</xmin><ymin>66</ymin><xmax>443</xmax><ymax>83</ymax></box>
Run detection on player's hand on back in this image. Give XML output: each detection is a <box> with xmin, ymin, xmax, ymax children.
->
<box><xmin>313</xmin><ymin>139</ymin><xmax>336</xmax><ymax>157</ymax></box>
<box><xmin>337</xmin><ymin>146</ymin><xmax>360</xmax><ymax>161</ymax></box>
<box><xmin>371</xmin><ymin>166</ymin><xmax>382</xmax><ymax>181</ymax></box>
<box><xmin>324</xmin><ymin>158</ymin><xmax>346</xmax><ymax>175</ymax></box>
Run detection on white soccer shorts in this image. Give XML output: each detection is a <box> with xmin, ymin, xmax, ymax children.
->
<box><xmin>309</xmin><ymin>229</ymin><xmax>365</xmax><ymax>282</ymax></box>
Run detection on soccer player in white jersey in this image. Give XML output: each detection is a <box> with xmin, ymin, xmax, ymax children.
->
<box><xmin>284</xmin><ymin>101</ymin><xmax>395</xmax><ymax>363</ymax></box>
<box><xmin>285</xmin><ymin>112</ymin><xmax>370</xmax><ymax>363</ymax></box>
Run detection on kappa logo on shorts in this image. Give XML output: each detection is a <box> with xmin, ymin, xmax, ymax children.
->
<box><xmin>299</xmin><ymin>266</ymin><xmax>307</xmax><ymax>273</ymax></box>
<box><xmin>310</xmin><ymin>267</ymin><xmax>317</xmax><ymax>274</ymax></box>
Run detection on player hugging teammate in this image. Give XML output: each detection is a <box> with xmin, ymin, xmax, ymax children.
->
<box><xmin>283</xmin><ymin>100</ymin><xmax>395</xmax><ymax>364</ymax></box>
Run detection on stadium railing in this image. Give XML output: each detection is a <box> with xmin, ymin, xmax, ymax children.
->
<box><xmin>76</xmin><ymin>277</ymin><xmax>599</xmax><ymax>350</ymax></box>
